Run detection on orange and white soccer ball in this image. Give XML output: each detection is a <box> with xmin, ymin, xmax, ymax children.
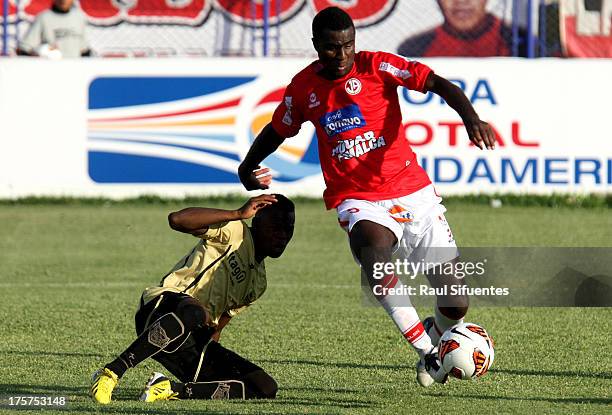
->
<box><xmin>438</xmin><ymin>322</ymin><xmax>495</xmax><ymax>380</ymax></box>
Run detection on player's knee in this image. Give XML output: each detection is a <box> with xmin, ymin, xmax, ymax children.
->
<box><xmin>175</xmin><ymin>299</ymin><xmax>206</xmax><ymax>332</ymax></box>
<box><xmin>351</xmin><ymin>221</ymin><xmax>396</xmax><ymax>248</ymax></box>
<box><xmin>439</xmin><ymin>305</ymin><xmax>468</xmax><ymax>321</ymax></box>
<box><xmin>244</xmin><ymin>370</ymin><xmax>278</xmax><ymax>399</ymax></box>
<box><xmin>350</xmin><ymin>221</ymin><xmax>396</xmax><ymax>263</ymax></box>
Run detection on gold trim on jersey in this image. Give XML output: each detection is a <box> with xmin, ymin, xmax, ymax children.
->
<box><xmin>182</xmin><ymin>245</ymin><xmax>232</xmax><ymax>293</ymax></box>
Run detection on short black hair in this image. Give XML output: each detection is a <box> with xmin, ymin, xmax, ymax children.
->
<box><xmin>312</xmin><ymin>7</ymin><xmax>354</xmax><ymax>39</ymax></box>
<box><xmin>268</xmin><ymin>194</ymin><xmax>295</xmax><ymax>214</ymax></box>
<box><xmin>254</xmin><ymin>194</ymin><xmax>295</xmax><ymax>220</ymax></box>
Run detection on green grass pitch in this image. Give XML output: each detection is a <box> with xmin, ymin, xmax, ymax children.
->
<box><xmin>0</xmin><ymin>200</ymin><xmax>610</xmax><ymax>414</ymax></box>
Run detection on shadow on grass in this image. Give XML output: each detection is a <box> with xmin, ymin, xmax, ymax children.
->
<box><xmin>247</xmin><ymin>395</ymin><xmax>375</xmax><ymax>409</ymax></box>
<box><xmin>1</xmin><ymin>350</ymin><xmax>107</xmax><ymax>358</ymax></box>
<box><xmin>260</xmin><ymin>358</ymin><xmax>411</xmax><ymax>371</ymax></box>
<box><xmin>424</xmin><ymin>392</ymin><xmax>611</xmax><ymax>406</ymax></box>
<box><xmin>282</xmin><ymin>386</ymin><xmax>360</xmax><ymax>394</ymax></box>
<box><xmin>0</xmin><ymin>383</ymin><xmax>139</xmax><ymax>397</ymax></box>
<box><xmin>491</xmin><ymin>368</ymin><xmax>612</xmax><ymax>380</ymax></box>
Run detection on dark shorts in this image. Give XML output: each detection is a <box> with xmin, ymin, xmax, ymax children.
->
<box><xmin>135</xmin><ymin>291</ymin><xmax>266</xmax><ymax>384</ymax></box>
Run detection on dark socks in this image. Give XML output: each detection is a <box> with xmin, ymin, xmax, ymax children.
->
<box><xmin>104</xmin><ymin>312</ymin><xmax>185</xmax><ymax>378</ymax></box>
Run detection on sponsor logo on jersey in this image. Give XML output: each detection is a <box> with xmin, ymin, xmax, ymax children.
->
<box><xmin>331</xmin><ymin>130</ymin><xmax>386</xmax><ymax>161</ymax></box>
<box><xmin>319</xmin><ymin>104</ymin><xmax>366</xmax><ymax>137</ymax></box>
<box><xmin>282</xmin><ymin>96</ymin><xmax>293</xmax><ymax>126</ymax></box>
<box><xmin>308</xmin><ymin>92</ymin><xmax>320</xmax><ymax>108</ymax></box>
<box><xmin>379</xmin><ymin>61</ymin><xmax>412</xmax><ymax>80</ymax></box>
<box><xmin>228</xmin><ymin>252</ymin><xmax>246</xmax><ymax>285</ymax></box>
<box><xmin>388</xmin><ymin>205</ymin><xmax>413</xmax><ymax>223</ymax></box>
<box><xmin>345</xmin><ymin>78</ymin><xmax>362</xmax><ymax>95</ymax></box>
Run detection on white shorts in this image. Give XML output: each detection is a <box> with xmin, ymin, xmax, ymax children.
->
<box><xmin>337</xmin><ymin>184</ymin><xmax>459</xmax><ymax>266</ymax></box>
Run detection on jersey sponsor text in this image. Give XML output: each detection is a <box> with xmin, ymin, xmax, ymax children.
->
<box><xmin>319</xmin><ymin>104</ymin><xmax>366</xmax><ymax>137</ymax></box>
<box><xmin>331</xmin><ymin>130</ymin><xmax>386</xmax><ymax>161</ymax></box>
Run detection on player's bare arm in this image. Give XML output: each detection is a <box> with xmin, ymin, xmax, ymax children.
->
<box><xmin>168</xmin><ymin>195</ymin><xmax>278</xmax><ymax>235</ymax></box>
<box><xmin>211</xmin><ymin>312</ymin><xmax>232</xmax><ymax>342</ymax></box>
<box><xmin>238</xmin><ymin>124</ymin><xmax>285</xmax><ymax>190</ymax></box>
<box><xmin>425</xmin><ymin>73</ymin><xmax>496</xmax><ymax>150</ymax></box>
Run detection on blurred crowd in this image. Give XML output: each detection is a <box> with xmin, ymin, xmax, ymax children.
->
<box><xmin>3</xmin><ymin>0</ymin><xmax>610</xmax><ymax>58</ymax></box>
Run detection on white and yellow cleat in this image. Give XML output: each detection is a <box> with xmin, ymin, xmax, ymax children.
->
<box><xmin>140</xmin><ymin>372</ymin><xmax>179</xmax><ymax>402</ymax></box>
<box><xmin>90</xmin><ymin>368</ymin><xmax>119</xmax><ymax>404</ymax></box>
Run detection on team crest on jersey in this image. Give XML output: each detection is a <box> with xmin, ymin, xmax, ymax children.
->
<box><xmin>345</xmin><ymin>78</ymin><xmax>362</xmax><ymax>95</ymax></box>
<box><xmin>319</xmin><ymin>104</ymin><xmax>366</xmax><ymax>137</ymax></box>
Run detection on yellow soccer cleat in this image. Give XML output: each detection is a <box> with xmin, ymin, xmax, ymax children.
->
<box><xmin>90</xmin><ymin>368</ymin><xmax>119</xmax><ymax>404</ymax></box>
<box><xmin>140</xmin><ymin>372</ymin><xmax>179</xmax><ymax>402</ymax></box>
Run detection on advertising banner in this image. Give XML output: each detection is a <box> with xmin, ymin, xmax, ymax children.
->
<box><xmin>0</xmin><ymin>57</ymin><xmax>610</xmax><ymax>198</ymax></box>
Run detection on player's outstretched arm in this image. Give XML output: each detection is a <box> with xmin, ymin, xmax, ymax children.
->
<box><xmin>168</xmin><ymin>195</ymin><xmax>278</xmax><ymax>235</ymax></box>
<box><xmin>238</xmin><ymin>124</ymin><xmax>286</xmax><ymax>190</ymax></box>
<box><xmin>425</xmin><ymin>73</ymin><xmax>496</xmax><ymax>150</ymax></box>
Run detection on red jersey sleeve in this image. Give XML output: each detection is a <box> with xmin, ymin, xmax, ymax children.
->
<box><xmin>270</xmin><ymin>81</ymin><xmax>304</xmax><ymax>138</ymax></box>
<box><xmin>374</xmin><ymin>51</ymin><xmax>433</xmax><ymax>92</ymax></box>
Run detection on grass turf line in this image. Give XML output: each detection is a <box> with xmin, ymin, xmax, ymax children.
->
<box><xmin>0</xmin><ymin>202</ymin><xmax>610</xmax><ymax>414</ymax></box>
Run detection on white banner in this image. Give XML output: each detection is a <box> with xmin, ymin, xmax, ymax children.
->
<box><xmin>0</xmin><ymin>57</ymin><xmax>610</xmax><ymax>198</ymax></box>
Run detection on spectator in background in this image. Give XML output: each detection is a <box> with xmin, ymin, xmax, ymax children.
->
<box><xmin>17</xmin><ymin>0</ymin><xmax>91</xmax><ymax>58</ymax></box>
<box><xmin>398</xmin><ymin>0</ymin><xmax>526</xmax><ymax>57</ymax></box>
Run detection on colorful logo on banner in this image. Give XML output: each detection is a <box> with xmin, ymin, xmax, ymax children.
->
<box><xmin>87</xmin><ymin>77</ymin><xmax>320</xmax><ymax>183</ymax></box>
<box><xmin>248</xmin><ymin>88</ymin><xmax>320</xmax><ymax>181</ymax></box>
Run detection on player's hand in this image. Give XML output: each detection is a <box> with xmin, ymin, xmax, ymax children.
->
<box><xmin>237</xmin><ymin>194</ymin><xmax>277</xmax><ymax>219</ymax></box>
<box><xmin>238</xmin><ymin>164</ymin><xmax>272</xmax><ymax>190</ymax></box>
<box><xmin>464</xmin><ymin>118</ymin><xmax>496</xmax><ymax>150</ymax></box>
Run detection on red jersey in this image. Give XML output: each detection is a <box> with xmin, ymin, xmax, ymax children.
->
<box><xmin>271</xmin><ymin>51</ymin><xmax>432</xmax><ymax>209</ymax></box>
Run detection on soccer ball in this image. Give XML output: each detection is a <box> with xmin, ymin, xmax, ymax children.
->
<box><xmin>438</xmin><ymin>322</ymin><xmax>495</xmax><ymax>380</ymax></box>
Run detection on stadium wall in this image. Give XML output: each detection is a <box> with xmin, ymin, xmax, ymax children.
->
<box><xmin>0</xmin><ymin>57</ymin><xmax>610</xmax><ymax>199</ymax></box>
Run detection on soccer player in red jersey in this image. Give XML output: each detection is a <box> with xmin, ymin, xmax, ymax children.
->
<box><xmin>238</xmin><ymin>7</ymin><xmax>496</xmax><ymax>387</ymax></box>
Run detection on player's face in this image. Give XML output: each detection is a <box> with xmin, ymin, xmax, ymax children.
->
<box><xmin>53</xmin><ymin>0</ymin><xmax>74</xmax><ymax>12</ymax></box>
<box><xmin>313</xmin><ymin>27</ymin><xmax>356</xmax><ymax>79</ymax></box>
<box><xmin>257</xmin><ymin>211</ymin><xmax>295</xmax><ymax>258</ymax></box>
<box><xmin>438</xmin><ymin>0</ymin><xmax>488</xmax><ymax>32</ymax></box>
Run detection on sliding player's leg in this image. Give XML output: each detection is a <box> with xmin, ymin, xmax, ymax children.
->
<box><xmin>142</xmin><ymin>339</ymin><xmax>277</xmax><ymax>401</ymax></box>
<box><xmin>91</xmin><ymin>292</ymin><xmax>208</xmax><ymax>404</ymax></box>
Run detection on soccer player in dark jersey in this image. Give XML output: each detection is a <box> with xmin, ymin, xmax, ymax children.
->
<box><xmin>90</xmin><ymin>194</ymin><xmax>294</xmax><ymax>404</ymax></box>
<box><xmin>238</xmin><ymin>7</ymin><xmax>496</xmax><ymax>387</ymax></box>
<box><xmin>398</xmin><ymin>0</ymin><xmax>527</xmax><ymax>57</ymax></box>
